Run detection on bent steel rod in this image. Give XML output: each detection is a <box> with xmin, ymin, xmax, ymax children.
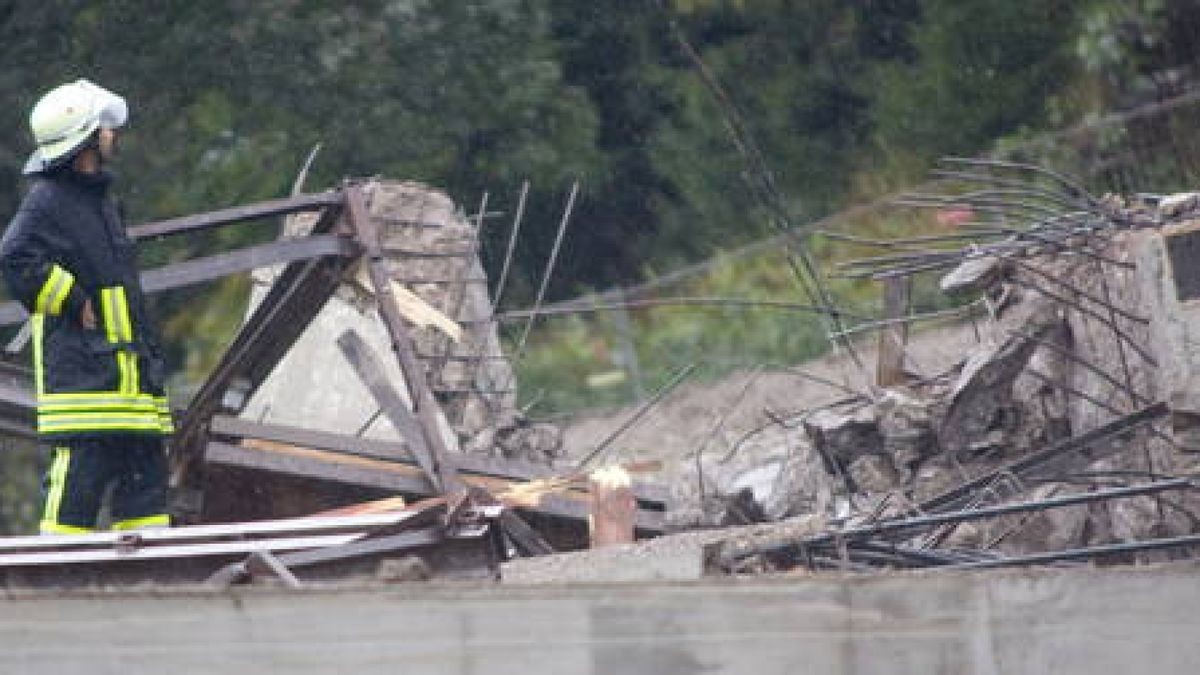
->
<box><xmin>510</xmin><ymin>180</ymin><xmax>579</xmax><ymax>363</ymax></box>
<box><xmin>1010</xmin><ymin>278</ymin><xmax>1157</xmax><ymax>367</ymax></box>
<box><xmin>1023</xmin><ymin>369</ymin><xmax>1175</xmax><ymax>448</ymax></box>
<box><xmin>1012</xmin><ymin>258</ymin><xmax>1149</xmax><ymax>324</ymax></box>
<box><xmin>939</xmin><ymin>157</ymin><xmax>1101</xmax><ymax>209</ymax></box>
<box><xmin>496</xmin><ymin>296</ymin><xmax>872</xmax><ymax>322</ymax></box>
<box><xmin>829</xmin><ymin>300</ymin><xmax>986</xmax><ymax>340</ymax></box>
<box><xmin>724</xmin><ymin>478</ymin><xmax>1193</xmax><ymax>568</ymax></box>
<box><xmin>898</xmin><ymin>189</ymin><xmax>1070</xmax><ymax>221</ymax></box>
<box><xmin>928</xmin><ymin>168</ymin><xmax>1091</xmax><ymax>212</ymax></box>
<box><xmin>917</xmin><ymin>402</ymin><xmax>1167</xmax><ymax>515</ymax></box>
<box><xmin>945</xmin><ymin>531</ymin><xmax>1200</xmax><ymax>570</ymax></box>
<box><xmin>816</xmin><ymin>229</ymin><xmax>1010</xmax><ymax>250</ymax></box>
<box><xmin>1006</xmin><ymin>327</ymin><xmax>1152</xmax><ymax>407</ymax></box>
<box><xmin>576</xmin><ymin>363</ymin><xmax>697</xmax><ymax>469</ymax></box>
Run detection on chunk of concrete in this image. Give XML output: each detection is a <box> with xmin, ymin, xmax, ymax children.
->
<box><xmin>803</xmin><ymin>404</ymin><xmax>881</xmax><ymax>465</ymax></box>
<box><xmin>940</xmin><ymin>255</ymin><xmax>1005</xmax><ymax>295</ymax></box>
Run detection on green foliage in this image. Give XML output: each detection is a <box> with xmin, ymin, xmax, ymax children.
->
<box><xmin>0</xmin><ymin>0</ymin><xmax>1197</xmax><ymax>403</ymax></box>
<box><xmin>516</xmin><ymin>246</ymin><xmax>844</xmax><ymax>415</ymax></box>
<box><xmin>870</xmin><ymin>0</ymin><xmax>1080</xmax><ymax>174</ymax></box>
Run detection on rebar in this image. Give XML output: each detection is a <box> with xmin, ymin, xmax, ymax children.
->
<box><xmin>1010</xmin><ymin>277</ymin><xmax>1157</xmax><ymax>367</ymax></box>
<box><xmin>576</xmin><ymin>362</ymin><xmax>697</xmax><ymax>469</ymax></box>
<box><xmin>1007</xmin><ymin>327</ymin><xmax>1151</xmax><ymax>407</ymax></box>
<box><xmin>510</xmin><ymin>181</ymin><xmax>579</xmax><ymax>363</ymax></box>
<box><xmin>497</xmin><ymin>296</ymin><xmax>871</xmax><ymax>322</ymax></box>
<box><xmin>492</xmin><ymin>180</ymin><xmax>529</xmax><ymax>311</ymax></box>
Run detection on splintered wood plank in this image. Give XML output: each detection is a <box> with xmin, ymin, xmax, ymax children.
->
<box><xmin>206</xmin><ymin>440</ymin><xmax>665</xmax><ymax>532</ymax></box>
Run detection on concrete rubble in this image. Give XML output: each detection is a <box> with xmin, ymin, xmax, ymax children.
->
<box><xmin>1</xmin><ymin>163</ymin><xmax>1199</xmax><ymax>591</ymax></box>
<box><xmin>605</xmin><ymin>184</ymin><xmax>1200</xmax><ymax>575</ymax></box>
<box><xmin>243</xmin><ymin>179</ymin><xmax>562</xmax><ymax>462</ymax></box>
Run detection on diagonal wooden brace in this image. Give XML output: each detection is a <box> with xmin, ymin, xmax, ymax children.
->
<box><xmin>342</xmin><ymin>184</ymin><xmax>553</xmax><ymax>556</ymax></box>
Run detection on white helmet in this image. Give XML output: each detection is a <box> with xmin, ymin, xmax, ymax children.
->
<box><xmin>23</xmin><ymin>79</ymin><xmax>128</xmax><ymax>175</ymax></box>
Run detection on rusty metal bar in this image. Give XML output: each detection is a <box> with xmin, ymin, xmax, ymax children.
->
<box><xmin>918</xmin><ymin>403</ymin><xmax>1168</xmax><ymax>514</ymax></box>
<box><xmin>720</xmin><ymin>478</ymin><xmax>1192</xmax><ymax>572</ymax></box>
<box><xmin>947</xmin><ymin>532</ymin><xmax>1200</xmax><ymax>570</ymax></box>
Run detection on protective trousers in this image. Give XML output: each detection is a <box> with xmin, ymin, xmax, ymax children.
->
<box><xmin>40</xmin><ymin>435</ymin><xmax>169</xmax><ymax>534</ymax></box>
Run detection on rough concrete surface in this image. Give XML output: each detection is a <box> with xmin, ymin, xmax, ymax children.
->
<box><xmin>1</xmin><ymin>564</ymin><xmax>1199</xmax><ymax>674</ymax></box>
<box><xmin>501</xmin><ymin>515</ymin><xmax>825</xmax><ymax>583</ymax></box>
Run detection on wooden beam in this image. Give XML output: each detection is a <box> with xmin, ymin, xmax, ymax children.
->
<box><xmin>204</xmin><ymin>440</ymin><xmax>665</xmax><ymax>532</ymax></box>
<box><xmin>335</xmin><ymin>329</ymin><xmax>438</xmax><ymax>479</ymax></box>
<box><xmin>127</xmin><ymin>190</ymin><xmax>344</xmax><ymax>241</ymax></box>
<box><xmin>342</xmin><ymin>184</ymin><xmax>465</xmax><ymax>497</ymax></box>
<box><xmin>876</xmin><ymin>276</ymin><xmax>911</xmax><ymax>387</ymax></box>
<box><xmin>207</xmin><ymin>414</ymin><xmax>670</xmax><ymax>509</ymax></box>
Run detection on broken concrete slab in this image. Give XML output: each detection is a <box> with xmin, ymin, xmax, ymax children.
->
<box><xmin>242</xmin><ymin>180</ymin><xmax>520</xmax><ymax>450</ymax></box>
<box><xmin>502</xmin><ymin>514</ymin><xmax>825</xmax><ymax>583</ymax></box>
<box><xmin>803</xmin><ymin>404</ymin><xmax>881</xmax><ymax>466</ymax></box>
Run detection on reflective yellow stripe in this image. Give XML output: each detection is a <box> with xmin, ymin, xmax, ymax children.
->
<box><xmin>39</xmin><ymin>417</ymin><xmax>162</xmax><ymax>427</ymax></box>
<box><xmin>114</xmin><ymin>287</ymin><xmax>133</xmax><ymax>342</ymax></box>
<box><xmin>120</xmin><ymin>351</ymin><xmax>140</xmax><ymax>395</ymax></box>
<box><xmin>39</xmin><ymin>399</ymin><xmax>157</xmax><ymax>410</ymax></box>
<box><xmin>37</xmin><ymin>391</ymin><xmax>162</xmax><ymax>435</ymax></box>
<box><xmin>112</xmin><ymin>514</ymin><xmax>169</xmax><ymax>531</ymax></box>
<box><xmin>117</xmin><ymin>351</ymin><xmax>132</xmax><ymax>394</ymax></box>
<box><xmin>41</xmin><ymin>446</ymin><xmax>71</xmax><ymax>528</ymax></box>
<box><xmin>49</xmin><ymin>279</ymin><xmax>72</xmax><ymax>315</ymax></box>
<box><xmin>100</xmin><ymin>288</ymin><xmax>118</xmax><ymax>343</ymax></box>
<box><xmin>31</xmin><ymin>315</ymin><xmax>45</xmax><ymax>396</ymax></box>
<box><xmin>39</xmin><ymin>391</ymin><xmax>156</xmax><ymax>402</ymax></box>
<box><xmin>39</xmin><ymin>414</ymin><xmax>162</xmax><ymax>427</ymax></box>
<box><xmin>34</xmin><ymin>265</ymin><xmax>73</xmax><ymax>316</ymax></box>
<box><xmin>155</xmin><ymin>396</ymin><xmax>175</xmax><ymax>434</ymax></box>
<box><xmin>40</xmin><ymin>424</ymin><xmax>163</xmax><ymax>434</ymax></box>
<box><xmin>38</xmin><ymin>411</ymin><xmax>164</xmax><ymax>434</ymax></box>
<box><xmin>99</xmin><ymin>286</ymin><xmax>133</xmax><ymax>343</ymax></box>
<box><xmin>38</xmin><ymin>393</ymin><xmax>157</xmax><ymax>411</ymax></box>
<box><xmin>40</xmin><ymin>522</ymin><xmax>93</xmax><ymax>535</ymax></box>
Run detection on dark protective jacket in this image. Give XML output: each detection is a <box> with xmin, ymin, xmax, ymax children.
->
<box><xmin>0</xmin><ymin>169</ymin><xmax>172</xmax><ymax>438</ymax></box>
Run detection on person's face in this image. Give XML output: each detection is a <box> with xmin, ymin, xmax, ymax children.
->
<box><xmin>98</xmin><ymin>127</ymin><xmax>119</xmax><ymax>162</ymax></box>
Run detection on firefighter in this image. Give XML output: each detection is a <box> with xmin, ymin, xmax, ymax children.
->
<box><xmin>0</xmin><ymin>79</ymin><xmax>173</xmax><ymax>534</ymax></box>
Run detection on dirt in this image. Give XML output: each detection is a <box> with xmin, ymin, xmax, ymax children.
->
<box><xmin>561</xmin><ymin>320</ymin><xmax>983</xmax><ymax>494</ymax></box>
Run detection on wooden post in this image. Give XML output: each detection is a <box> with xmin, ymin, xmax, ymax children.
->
<box><xmin>876</xmin><ymin>276</ymin><xmax>911</xmax><ymax>387</ymax></box>
<box><xmin>588</xmin><ymin>465</ymin><xmax>636</xmax><ymax>548</ymax></box>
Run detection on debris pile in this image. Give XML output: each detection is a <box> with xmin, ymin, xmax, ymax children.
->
<box><xmin>0</xmin><ymin>159</ymin><xmax>1199</xmax><ymax>587</ymax></box>
<box><xmin>659</xmin><ymin>161</ymin><xmax>1200</xmax><ymax>574</ymax></box>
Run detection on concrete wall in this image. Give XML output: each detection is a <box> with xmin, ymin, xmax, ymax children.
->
<box><xmin>1</xmin><ymin>565</ymin><xmax>1198</xmax><ymax>674</ymax></box>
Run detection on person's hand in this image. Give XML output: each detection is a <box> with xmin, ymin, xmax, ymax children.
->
<box><xmin>80</xmin><ymin>299</ymin><xmax>97</xmax><ymax>330</ymax></box>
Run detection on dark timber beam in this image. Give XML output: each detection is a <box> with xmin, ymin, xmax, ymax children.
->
<box><xmin>170</xmin><ymin>202</ymin><xmax>352</xmax><ymax>520</ymax></box>
<box><xmin>0</xmin><ymin>235</ymin><xmax>358</xmax><ymax>327</ymax></box>
<box><xmin>127</xmin><ymin>191</ymin><xmax>344</xmax><ymax>241</ymax></box>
